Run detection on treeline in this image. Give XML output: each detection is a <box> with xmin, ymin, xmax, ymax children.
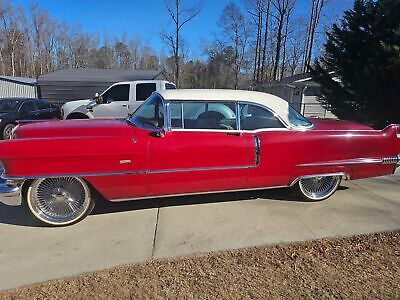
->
<box><xmin>0</xmin><ymin>0</ymin><xmax>336</xmax><ymax>88</ymax></box>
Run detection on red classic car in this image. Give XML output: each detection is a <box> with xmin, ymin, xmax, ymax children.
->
<box><xmin>0</xmin><ymin>90</ymin><xmax>399</xmax><ymax>226</ymax></box>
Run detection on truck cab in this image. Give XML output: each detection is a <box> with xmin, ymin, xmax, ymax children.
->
<box><xmin>62</xmin><ymin>80</ymin><xmax>175</xmax><ymax>119</ymax></box>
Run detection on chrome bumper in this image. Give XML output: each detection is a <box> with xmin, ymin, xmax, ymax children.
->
<box><xmin>0</xmin><ymin>169</ymin><xmax>20</xmax><ymax>195</ymax></box>
<box><xmin>0</xmin><ymin>177</ymin><xmax>20</xmax><ymax>195</ymax></box>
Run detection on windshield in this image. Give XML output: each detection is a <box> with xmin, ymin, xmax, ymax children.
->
<box><xmin>288</xmin><ymin>106</ymin><xmax>313</xmax><ymax>128</ymax></box>
<box><xmin>0</xmin><ymin>99</ymin><xmax>21</xmax><ymax>112</ymax></box>
<box><xmin>129</xmin><ymin>94</ymin><xmax>164</xmax><ymax>129</ymax></box>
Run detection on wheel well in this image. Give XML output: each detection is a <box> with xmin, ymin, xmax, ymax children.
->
<box><xmin>66</xmin><ymin>113</ymin><xmax>89</xmax><ymax>119</ymax></box>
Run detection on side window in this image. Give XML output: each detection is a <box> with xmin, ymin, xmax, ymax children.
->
<box><xmin>37</xmin><ymin>100</ymin><xmax>50</xmax><ymax>110</ymax></box>
<box><xmin>239</xmin><ymin>104</ymin><xmax>284</xmax><ymax>130</ymax></box>
<box><xmin>136</xmin><ymin>83</ymin><xmax>157</xmax><ymax>101</ymax></box>
<box><xmin>165</xmin><ymin>83</ymin><xmax>176</xmax><ymax>90</ymax></box>
<box><xmin>20</xmin><ymin>101</ymin><xmax>38</xmax><ymax>115</ymax></box>
<box><xmin>170</xmin><ymin>102</ymin><xmax>183</xmax><ymax>128</ymax></box>
<box><xmin>102</xmin><ymin>84</ymin><xmax>130</xmax><ymax>103</ymax></box>
<box><xmin>171</xmin><ymin>102</ymin><xmax>237</xmax><ymax>130</ymax></box>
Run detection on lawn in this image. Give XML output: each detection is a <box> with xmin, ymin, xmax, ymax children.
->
<box><xmin>1</xmin><ymin>231</ymin><xmax>399</xmax><ymax>299</ymax></box>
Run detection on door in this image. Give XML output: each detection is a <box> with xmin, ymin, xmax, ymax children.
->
<box><xmin>93</xmin><ymin>84</ymin><xmax>130</xmax><ymax>118</ymax></box>
<box><xmin>19</xmin><ymin>101</ymin><xmax>39</xmax><ymax>120</ymax></box>
<box><xmin>144</xmin><ymin>100</ymin><xmax>251</xmax><ymax>196</ymax></box>
<box><xmin>35</xmin><ymin>100</ymin><xmax>54</xmax><ymax>119</ymax></box>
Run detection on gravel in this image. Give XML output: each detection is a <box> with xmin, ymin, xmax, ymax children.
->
<box><xmin>1</xmin><ymin>231</ymin><xmax>399</xmax><ymax>299</ymax></box>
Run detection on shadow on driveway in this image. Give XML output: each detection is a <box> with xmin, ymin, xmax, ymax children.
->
<box><xmin>0</xmin><ymin>186</ymin><xmax>349</xmax><ymax>227</ymax></box>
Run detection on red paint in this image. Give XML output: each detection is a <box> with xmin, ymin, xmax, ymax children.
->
<box><xmin>0</xmin><ymin>119</ymin><xmax>398</xmax><ymax>201</ymax></box>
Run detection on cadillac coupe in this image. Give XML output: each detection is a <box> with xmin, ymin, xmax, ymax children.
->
<box><xmin>0</xmin><ymin>90</ymin><xmax>399</xmax><ymax>226</ymax></box>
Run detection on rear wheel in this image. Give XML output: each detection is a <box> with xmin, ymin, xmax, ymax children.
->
<box><xmin>292</xmin><ymin>175</ymin><xmax>341</xmax><ymax>201</ymax></box>
<box><xmin>26</xmin><ymin>177</ymin><xmax>94</xmax><ymax>226</ymax></box>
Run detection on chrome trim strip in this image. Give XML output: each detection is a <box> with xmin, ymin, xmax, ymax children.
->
<box><xmin>149</xmin><ymin>165</ymin><xmax>251</xmax><ymax>174</ymax></box>
<box><xmin>1</xmin><ymin>170</ymin><xmax>147</xmax><ymax>180</ymax></box>
<box><xmin>298</xmin><ymin>158</ymin><xmax>383</xmax><ymax>167</ymax></box>
<box><xmin>1</xmin><ymin>165</ymin><xmax>254</xmax><ymax>180</ymax></box>
<box><xmin>254</xmin><ymin>136</ymin><xmax>260</xmax><ymax>166</ymax></box>
<box><xmin>290</xmin><ymin>172</ymin><xmax>350</xmax><ymax>187</ymax></box>
<box><xmin>298</xmin><ymin>155</ymin><xmax>400</xmax><ymax>167</ymax></box>
<box><xmin>109</xmin><ymin>184</ymin><xmax>289</xmax><ymax>202</ymax></box>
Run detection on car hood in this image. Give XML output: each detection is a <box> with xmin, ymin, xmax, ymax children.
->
<box><xmin>14</xmin><ymin>119</ymin><xmax>134</xmax><ymax>139</ymax></box>
<box><xmin>309</xmin><ymin>118</ymin><xmax>373</xmax><ymax>130</ymax></box>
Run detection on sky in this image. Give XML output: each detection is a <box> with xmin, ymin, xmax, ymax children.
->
<box><xmin>13</xmin><ymin>0</ymin><xmax>354</xmax><ymax>58</ymax></box>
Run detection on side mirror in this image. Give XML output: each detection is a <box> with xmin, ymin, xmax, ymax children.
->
<box><xmin>150</xmin><ymin>128</ymin><xmax>166</xmax><ymax>138</ymax></box>
<box><xmin>93</xmin><ymin>93</ymin><xmax>103</xmax><ymax>104</ymax></box>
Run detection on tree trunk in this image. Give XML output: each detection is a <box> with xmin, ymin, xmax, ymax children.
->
<box><xmin>260</xmin><ymin>0</ymin><xmax>270</xmax><ymax>81</ymax></box>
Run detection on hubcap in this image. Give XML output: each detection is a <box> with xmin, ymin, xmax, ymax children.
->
<box><xmin>28</xmin><ymin>177</ymin><xmax>91</xmax><ymax>225</ymax></box>
<box><xmin>3</xmin><ymin>124</ymin><xmax>15</xmax><ymax>139</ymax></box>
<box><xmin>298</xmin><ymin>175</ymin><xmax>341</xmax><ymax>200</ymax></box>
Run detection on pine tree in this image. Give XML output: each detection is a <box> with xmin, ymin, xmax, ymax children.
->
<box><xmin>311</xmin><ymin>0</ymin><xmax>400</xmax><ymax>129</ymax></box>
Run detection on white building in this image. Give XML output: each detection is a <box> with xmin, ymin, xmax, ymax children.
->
<box><xmin>0</xmin><ymin>76</ymin><xmax>37</xmax><ymax>99</ymax></box>
<box><xmin>254</xmin><ymin>73</ymin><xmax>336</xmax><ymax>119</ymax></box>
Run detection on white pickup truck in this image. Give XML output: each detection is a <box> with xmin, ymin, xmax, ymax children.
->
<box><xmin>61</xmin><ymin>80</ymin><xmax>175</xmax><ymax>119</ymax></box>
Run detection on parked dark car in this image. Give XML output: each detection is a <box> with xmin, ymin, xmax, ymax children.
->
<box><xmin>0</xmin><ymin>98</ymin><xmax>60</xmax><ymax>139</ymax></box>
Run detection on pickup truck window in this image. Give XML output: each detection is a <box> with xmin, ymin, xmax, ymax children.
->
<box><xmin>165</xmin><ymin>83</ymin><xmax>176</xmax><ymax>90</ymax></box>
<box><xmin>102</xmin><ymin>84</ymin><xmax>130</xmax><ymax>102</ymax></box>
<box><xmin>239</xmin><ymin>103</ymin><xmax>284</xmax><ymax>130</ymax></box>
<box><xmin>136</xmin><ymin>83</ymin><xmax>157</xmax><ymax>101</ymax></box>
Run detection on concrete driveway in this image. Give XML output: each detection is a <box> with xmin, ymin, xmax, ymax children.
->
<box><xmin>0</xmin><ymin>170</ymin><xmax>399</xmax><ymax>291</ymax></box>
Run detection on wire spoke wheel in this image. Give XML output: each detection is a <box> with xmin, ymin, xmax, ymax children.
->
<box><xmin>27</xmin><ymin>177</ymin><xmax>92</xmax><ymax>226</ymax></box>
<box><xmin>297</xmin><ymin>175</ymin><xmax>341</xmax><ymax>201</ymax></box>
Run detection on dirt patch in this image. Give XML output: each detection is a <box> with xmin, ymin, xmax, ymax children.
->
<box><xmin>2</xmin><ymin>231</ymin><xmax>400</xmax><ymax>299</ymax></box>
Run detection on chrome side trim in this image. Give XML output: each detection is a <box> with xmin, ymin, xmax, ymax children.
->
<box><xmin>149</xmin><ymin>165</ymin><xmax>251</xmax><ymax>174</ymax></box>
<box><xmin>109</xmin><ymin>184</ymin><xmax>289</xmax><ymax>202</ymax></box>
<box><xmin>297</xmin><ymin>156</ymin><xmax>400</xmax><ymax>167</ymax></box>
<box><xmin>290</xmin><ymin>172</ymin><xmax>350</xmax><ymax>187</ymax></box>
<box><xmin>2</xmin><ymin>165</ymin><xmax>254</xmax><ymax>180</ymax></box>
<box><xmin>254</xmin><ymin>136</ymin><xmax>260</xmax><ymax>166</ymax></box>
<box><xmin>1</xmin><ymin>170</ymin><xmax>147</xmax><ymax>180</ymax></box>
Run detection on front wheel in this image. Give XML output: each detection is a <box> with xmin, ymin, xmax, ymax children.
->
<box><xmin>26</xmin><ymin>177</ymin><xmax>94</xmax><ymax>226</ymax></box>
<box><xmin>292</xmin><ymin>175</ymin><xmax>341</xmax><ymax>201</ymax></box>
<box><xmin>3</xmin><ymin>123</ymin><xmax>15</xmax><ymax>139</ymax></box>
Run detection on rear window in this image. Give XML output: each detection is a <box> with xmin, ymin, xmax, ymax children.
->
<box><xmin>165</xmin><ymin>83</ymin><xmax>176</xmax><ymax>90</ymax></box>
<box><xmin>136</xmin><ymin>83</ymin><xmax>157</xmax><ymax>101</ymax></box>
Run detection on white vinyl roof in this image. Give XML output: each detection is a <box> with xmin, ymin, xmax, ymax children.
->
<box><xmin>158</xmin><ymin>89</ymin><xmax>290</xmax><ymax>120</ymax></box>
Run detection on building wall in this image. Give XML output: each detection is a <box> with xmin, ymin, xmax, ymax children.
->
<box><xmin>38</xmin><ymin>80</ymin><xmax>115</xmax><ymax>106</ymax></box>
<box><xmin>0</xmin><ymin>80</ymin><xmax>37</xmax><ymax>98</ymax></box>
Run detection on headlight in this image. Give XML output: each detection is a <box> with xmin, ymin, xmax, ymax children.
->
<box><xmin>0</xmin><ymin>119</ymin><xmax>2</xmax><ymax>123</ymax></box>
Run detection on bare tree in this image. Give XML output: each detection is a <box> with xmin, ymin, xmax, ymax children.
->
<box><xmin>271</xmin><ymin>0</ymin><xmax>295</xmax><ymax>81</ymax></box>
<box><xmin>162</xmin><ymin>0</ymin><xmax>201</xmax><ymax>87</ymax></box>
<box><xmin>218</xmin><ymin>2</ymin><xmax>249</xmax><ymax>89</ymax></box>
<box><xmin>302</xmin><ymin>0</ymin><xmax>325</xmax><ymax>72</ymax></box>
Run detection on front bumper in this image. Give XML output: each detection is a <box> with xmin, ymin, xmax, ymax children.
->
<box><xmin>0</xmin><ymin>169</ymin><xmax>20</xmax><ymax>195</ymax></box>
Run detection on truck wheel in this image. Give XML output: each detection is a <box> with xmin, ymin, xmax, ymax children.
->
<box><xmin>66</xmin><ymin>113</ymin><xmax>89</xmax><ymax>119</ymax></box>
<box><xmin>3</xmin><ymin>123</ymin><xmax>16</xmax><ymax>139</ymax></box>
<box><xmin>292</xmin><ymin>175</ymin><xmax>341</xmax><ymax>201</ymax></box>
<box><xmin>26</xmin><ymin>177</ymin><xmax>95</xmax><ymax>226</ymax></box>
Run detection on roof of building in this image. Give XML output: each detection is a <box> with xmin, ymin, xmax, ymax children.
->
<box><xmin>38</xmin><ymin>68</ymin><xmax>162</xmax><ymax>82</ymax></box>
<box><xmin>0</xmin><ymin>76</ymin><xmax>37</xmax><ymax>85</ymax></box>
<box><xmin>158</xmin><ymin>89</ymin><xmax>289</xmax><ymax>119</ymax></box>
